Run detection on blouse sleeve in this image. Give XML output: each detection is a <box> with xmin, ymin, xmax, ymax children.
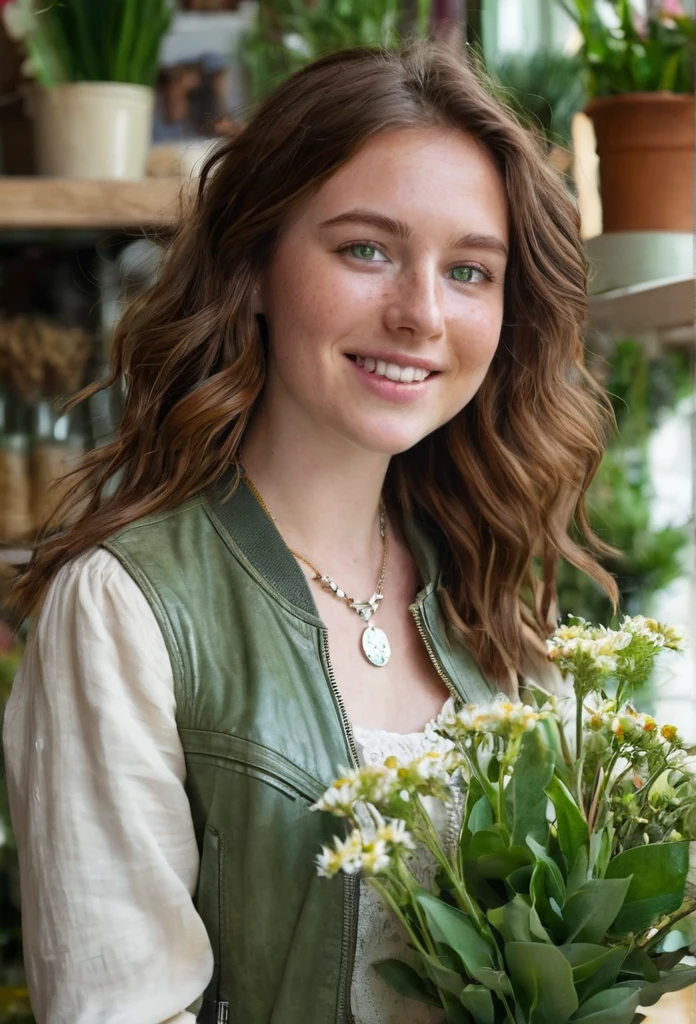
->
<box><xmin>1</xmin><ymin>548</ymin><xmax>213</xmax><ymax>1024</ymax></box>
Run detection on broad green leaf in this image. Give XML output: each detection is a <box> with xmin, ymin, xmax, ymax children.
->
<box><xmin>421</xmin><ymin>953</ymin><xmax>466</xmax><ymax>999</ymax></box>
<box><xmin>589</xmin><ymin>823</ymin><xmax>614</xmax><ymax>879</ymax></box>
<box><xmin>414</xmin><ymin>893</ymin><xmax>497</xmax><ymax>984</ymax></box>
<box><xmin>559</xmin><ymin>943</ymin><xmax>627</xmax><ymax>1003</ymax></box>
<box><xmin>488</xmin><ymin>896</ymin><xmax>533</xmax><ymax>944</ymax></box>
<box><xmin>477</xmin><ymin>845</ymin><xmax>533</xmax><ymax>880</ymax></box>
<box><xmin>443</xmin><ymin>995</ymin><xmax>474</xmax><ymax>1024</ymax></box>
<box><xmin>506</xmin><ymin>728</ymin><xmax>554</xmax><ymax>846</ymax></box>
<box><xmin>605</xmin><ymin>842</ymin><xmax>689</xmax><ymax>937</ymax></box>
<box><xmin>546</xmin><ymin>775</ymin><xmax>589</xmax><ymax>875</ymax></box>
<box><xmin>529</xmin><ymin>903</ymin><xmax>553</xmax><ymax>944</ymax></box>
<box><xmin>468</xmin><ymin>828</ymin><xmax>506</xmax><ymax>860</ymax></box>
<box><xmin>563</xmin><ymin>878</ymin><xmax>631</xmax><ymax>944</ymax></box>
<box><xmin>568</xmin><ymin>847</ymin><xmax>589</xmax><ymax>895</ymax></box>
<box><xmin>506</xmin><ymin>941</ymin><xmax>579</xmax><ymax>1024</ymax></box>
<box><xmin>507</xmin><ymin>864</ymin><xmax>534</xmax><ymax>895</ymax></box>
<box><xmin>569</xmin><ymin>985</ymin><xmax>641</xmax><ymax>1023</ymax></box>
<box><xmin>619</xmin><ymin>947</ymin><xmax>660</xmax><ymax>982</ymax></box>
<box><xmin>652</xmin><ymin>946</ymin><xmax>690</xmax><ymax>971</ymax></box>
<box><xmin>527</xmin><ymin>836</ymin><xmax>566</xmax><ymax>907</ymax></box>
<box><xmin>372</xmin><ymin>959</ymin><xmax>441</xmax><ymax>1006</ymax></box>
<box><xmin>473</xmin><ymin>967</ymin><xmax>512</xmax><ymax>995</ymax></box>
<box><xmin>460</xmin><ymin>984</ymin><xmax>494</xmax><ymax>1023</ymax></box>
<box><xmin>626</xmin><ymin>965</ymin><xmax>696</xmax><ymax>1006</ymax></box>
<box><xmin>468</xmin><ymin>794</ymin><xmax>494</xmax><ymax>836</ymax></box>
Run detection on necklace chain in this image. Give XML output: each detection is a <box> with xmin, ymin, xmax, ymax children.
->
<box><xmin>242</xmin><ymin>474</ymin><xmax>388</xmax><ymax>616</ymax></box>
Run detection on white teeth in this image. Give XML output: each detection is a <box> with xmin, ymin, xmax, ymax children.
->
<box><xmin>354</xmin><ymin>356</ymin><xmax>432</xmax><ymax>383</ymax></box>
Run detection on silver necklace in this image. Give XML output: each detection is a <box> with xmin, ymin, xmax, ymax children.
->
<box><xmin>243</xmin><ymin>476</ymin><xmax>391</xmax><ymax>667</ymax></box>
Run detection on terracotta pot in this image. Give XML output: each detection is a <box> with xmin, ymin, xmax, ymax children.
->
<box><xmin>586</xmin><ymin>92</ymin><xmax>694</xmax><ymax>233</ymax></box>
<box><xmin>31</xmin><ymin>82</ymin><xmax>154</xmax><ymax>180</ymax></box>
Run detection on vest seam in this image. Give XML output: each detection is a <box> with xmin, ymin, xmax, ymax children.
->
<box><xmin>100</xmin><ymin>540</ymin><xmax>190</xmax><ymax>718</ymax></box>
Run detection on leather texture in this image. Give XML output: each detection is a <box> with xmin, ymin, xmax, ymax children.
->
<box><xmin>103</xmin><ymin>477</ymin><xmax>493</xmax><ymax>1024</ymax></box>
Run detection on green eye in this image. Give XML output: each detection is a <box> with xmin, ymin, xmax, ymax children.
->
<box><xmin>452</xmin><ymin>265</ymin><xmax>475</xmax><ymax>283</ymax></box>
<box><xmin>350</xmin><ymin>243</ymin><xmax>378</xmax><ymax>260</ymax></box>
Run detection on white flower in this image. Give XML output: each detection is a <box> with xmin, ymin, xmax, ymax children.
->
<box><xmin>2</xmin><ymin>0</ymin><xmax>36</xmax><ymax>42</ymax></box>
<box><xmin>316</xmin><ymin>830</ymin><xmax>363</xmax><ymax>878</ymax></box>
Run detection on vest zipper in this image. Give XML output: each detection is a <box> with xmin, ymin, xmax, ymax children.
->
<box><xmin>216</xmin><ymin>1002</ymin><xmax>229</xmax><ymax>1024</ymax></box>
<box><xmin>320</xmin><ymin>628</ymin><xmax>359</xmax><ymax>1024</ymax></box>
<box><xmin>410</xmin><ymin>603</ymin><xmax>461</xmax><ymax>703</ymax></box>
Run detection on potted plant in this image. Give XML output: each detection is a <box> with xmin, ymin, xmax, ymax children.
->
<box><xmin>1</xmin><ymin>0</ymin><xmax>173</xmax><ymax>179</ymax></box>
<box><xmin>556</xmin><ymin>0</ymin><xmax>695</xmax><ymax>232</ymax></box>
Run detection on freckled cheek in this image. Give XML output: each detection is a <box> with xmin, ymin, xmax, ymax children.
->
<box><xmin>448</xmin><ymin>301</ymin><xmax>503</xmax><ymax>372</ymax></box>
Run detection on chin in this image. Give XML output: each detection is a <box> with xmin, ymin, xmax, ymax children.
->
<box><xmin>338</xmin><ymin>417</ymin><xmax>436</xmax><ymax>457</ymax></box>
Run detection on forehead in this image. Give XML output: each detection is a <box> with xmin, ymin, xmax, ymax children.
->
<box><xmin>299</xmin><ymin>126</ymin><xmax>509</xmax><ymax>244</ymax></box>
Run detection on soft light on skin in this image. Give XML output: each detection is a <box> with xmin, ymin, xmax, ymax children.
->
<box><xmin>253</xmin><ymin>126</ymin><xmax>509</xmax><ymax>457</ymax></box>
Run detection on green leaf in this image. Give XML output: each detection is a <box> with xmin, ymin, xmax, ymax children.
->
<box><xmin>569</xmin><ymin>985</ymin><xmax>641</xmax><ymax>1023</ymax></box>
<box><xmin>506</xmin><ymin>728</ymin><xmax>554</xmax><ymax>846</ymax></box>
<box><xmin>563</xmin><ymin>878</ymin><xmax>631</xmax><ymax>944</ymax></box>
<box><xmin>506</xmin><ymin>941</ymin><xmax>579</xmax><ymax>1024</ymax></box>
<box><xmin>605</xmin><ymin>842</ymin><xmax>689</xmax><ymax>937</ymax></box>
<box><xmin>468</xmin><ymin>794</ymin><xmax>495</xmax><ymax>835</ymax></box>
<box><xmin>626</xmin><ymin>965</ymin><xmax>696</xmax><ymax>1006</ymax></box>
<box><xmin>488</xmin><ymin>895</ymin><xmax>533</xmax><ymax>943</ymax></box>
<box><xmin>527</xmin><ymin>836</ymin><xmax>566</xmax><ymax>908</ymax></box>
<box><xmin>568</xmin><ymin>848</ymin><xmax>589</xmax><ymax>894</ymax></box>
<box><xmin>546</xmin><ymin>775</ymin><xmax>589</xmax><ymax>875</ymax></box>
<box><xmin>421</xmin><ymin>953</ymin><xmax>466</xmax><ymax>999</ymax></box>
<box><xmin>459</xmin><ymin>984</ymin><xmax>494</xmax><ymax>1023</ymax></box>
<box><xmin>559</xmin><ymin>943</ymin><xmax>627</xmax><ymax>1003</ymax></box>
<box><xmin>372</xmin><ymin>959</ymin><xmax>442</xmax><ymax>1007</ymax></box>
<box><xmin>414</xmin><ymin>893</ymin><xmax>497</xmax><ymax>984</ymax></box>
<box><xmin>477</xmin><ymin>845</ymin><xmax>533</xmax><ymax>880</ymax></box>
<box><xmin>619</xmin><ymin>947</ymin><xmax>660</xmax><ymax>982</ymax></box>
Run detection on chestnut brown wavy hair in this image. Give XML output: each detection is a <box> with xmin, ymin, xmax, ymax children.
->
<box><xmin>12</xmin><ymin>41</ymin><xmax>617</xmax><ymax>690</ymax></box>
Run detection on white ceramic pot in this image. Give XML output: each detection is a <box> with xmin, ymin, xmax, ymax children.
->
<box><xmin>32</xmin><ymin>82</ymin><xmax>154</xmax><ymax>180</ymax></box>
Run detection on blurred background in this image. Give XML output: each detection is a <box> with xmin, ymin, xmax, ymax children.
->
<box><xmin>0</xmin><ymin>1</ymin><xmax>694</xmax><ymax>1019</ymax></box>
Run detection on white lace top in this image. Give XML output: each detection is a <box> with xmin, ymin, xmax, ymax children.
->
<box><xmin>351</xmin><ymin>721</ymin><xmax>454</xmax><ymax>1024</ymax></box>
<box><xmin>2</xmin><ymin>548</ymin><xmax>452</xmax><ymax>1024</ymax></box>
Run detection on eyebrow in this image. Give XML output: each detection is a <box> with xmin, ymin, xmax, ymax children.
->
<box><xmin>318</xmin><ymin>208</ymin><xmax>509</xmax><ymax>257</ymax></box>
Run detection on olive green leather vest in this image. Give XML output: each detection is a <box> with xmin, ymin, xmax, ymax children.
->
<box><xmin>103</xmin><ymin>478</ymin><xmax>493</xmax><ymax>1024</ymax></box>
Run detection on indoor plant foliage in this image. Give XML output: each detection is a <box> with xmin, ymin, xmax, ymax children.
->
<box><xmin>2</xmin><ymin>0</ymin><xmax>172</xmax><ymax>87</ymax></box>
<box><xmin>554</xmin><ymin>0</ymin><xmax>695</xmax><ymax>232</ymax></box>
<box><xmin>556</xmin><ymin>0</ymin><xmax>695</xmax><ymax>96</ymax></box>
<box><xmin>2</xmin><ymin>0</ymin><xmax>173</xmax><ymax>179</ymax></box>
<box><xmin>313</xmin><ymin>616</ymin><xmax>695</xmax><ymax>1024</ymax></box>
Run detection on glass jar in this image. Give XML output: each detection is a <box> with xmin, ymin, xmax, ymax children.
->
<box><xmin>0</xmin><ymin>434</ymin><xmax>32</xmax><ymax>543</ymax></box>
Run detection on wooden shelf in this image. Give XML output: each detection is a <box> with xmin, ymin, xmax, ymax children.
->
<box><xmin>0</xmin><ymin>177</ymin><xmax>185</xmax><ymax>230</ymax></box>
<box><xmin>589</xmin><ymin>274</ymin><xmax>694</xmax><ymax>334</ymax></box>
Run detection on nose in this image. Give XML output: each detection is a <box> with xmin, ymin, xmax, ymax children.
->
<box><xmin>382</xmin><ymin>264</ymin><xmax>445</xmax><ymax>341</ymax></box>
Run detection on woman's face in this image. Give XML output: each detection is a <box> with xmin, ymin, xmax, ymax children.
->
<box><xmin>256</xmin><ymin>126</ymin><xmax>509</xmax><ymax>455</ymax></box>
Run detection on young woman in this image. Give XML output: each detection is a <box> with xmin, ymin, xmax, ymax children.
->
<box><xmin>3</xmin><ymin>41</ymin><xmax>616</xmax><ymax>1024</ymax></box>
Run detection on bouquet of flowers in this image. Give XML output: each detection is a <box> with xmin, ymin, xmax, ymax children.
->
<box><xmin>312</xmin><ymin>615</ymin><xmax>695</xmax><ymax>1024</ymax></box>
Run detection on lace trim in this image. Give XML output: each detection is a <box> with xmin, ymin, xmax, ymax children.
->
<box><xmin>349</xmin><ymin>704</ymin><xmax>455</xmax><ymax>1024</ymax></box>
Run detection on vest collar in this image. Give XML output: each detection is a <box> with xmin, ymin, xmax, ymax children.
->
<box><xmin>206</xmin><ymin>468</ymin><xmax>443</xmax><ymax>618</ymax></box>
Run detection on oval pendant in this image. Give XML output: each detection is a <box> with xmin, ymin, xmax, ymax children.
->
<box><xmin>361</xmin><ymin>625</ymin><xmax>391</xmax><ymax>667</ymax></box>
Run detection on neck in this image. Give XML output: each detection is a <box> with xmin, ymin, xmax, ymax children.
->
<box><xmin>240</xmin><ymin>403</ymin><xmax>390</xmax><ymax>582</ymax></box>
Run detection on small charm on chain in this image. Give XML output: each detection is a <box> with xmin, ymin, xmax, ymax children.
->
<box><xmin>350</xmin><ymin>592</ymin><xmax>383</xmax><ymax>622</ymax></box>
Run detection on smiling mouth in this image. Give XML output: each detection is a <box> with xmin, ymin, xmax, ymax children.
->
<box><xmin>347</xmin><ymin>354</ymin><xmax>439</xmax><ymax>384</ymax></box>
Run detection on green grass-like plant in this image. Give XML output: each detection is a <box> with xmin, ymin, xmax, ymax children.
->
<box><xmin>13</xmin><ymin>0</ymin><xmax>173</xmax><ymax>88</ymax></box>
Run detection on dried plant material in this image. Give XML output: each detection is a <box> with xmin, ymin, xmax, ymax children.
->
<box><xmin>0</xmin><ymin>440</ymin><xmax>32</xmax><ymax>543</ymax></box>
<box><xmin>0</xmin><ymin>316</ymin><xmax>92</xmax><ymax>400</ymax></box>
